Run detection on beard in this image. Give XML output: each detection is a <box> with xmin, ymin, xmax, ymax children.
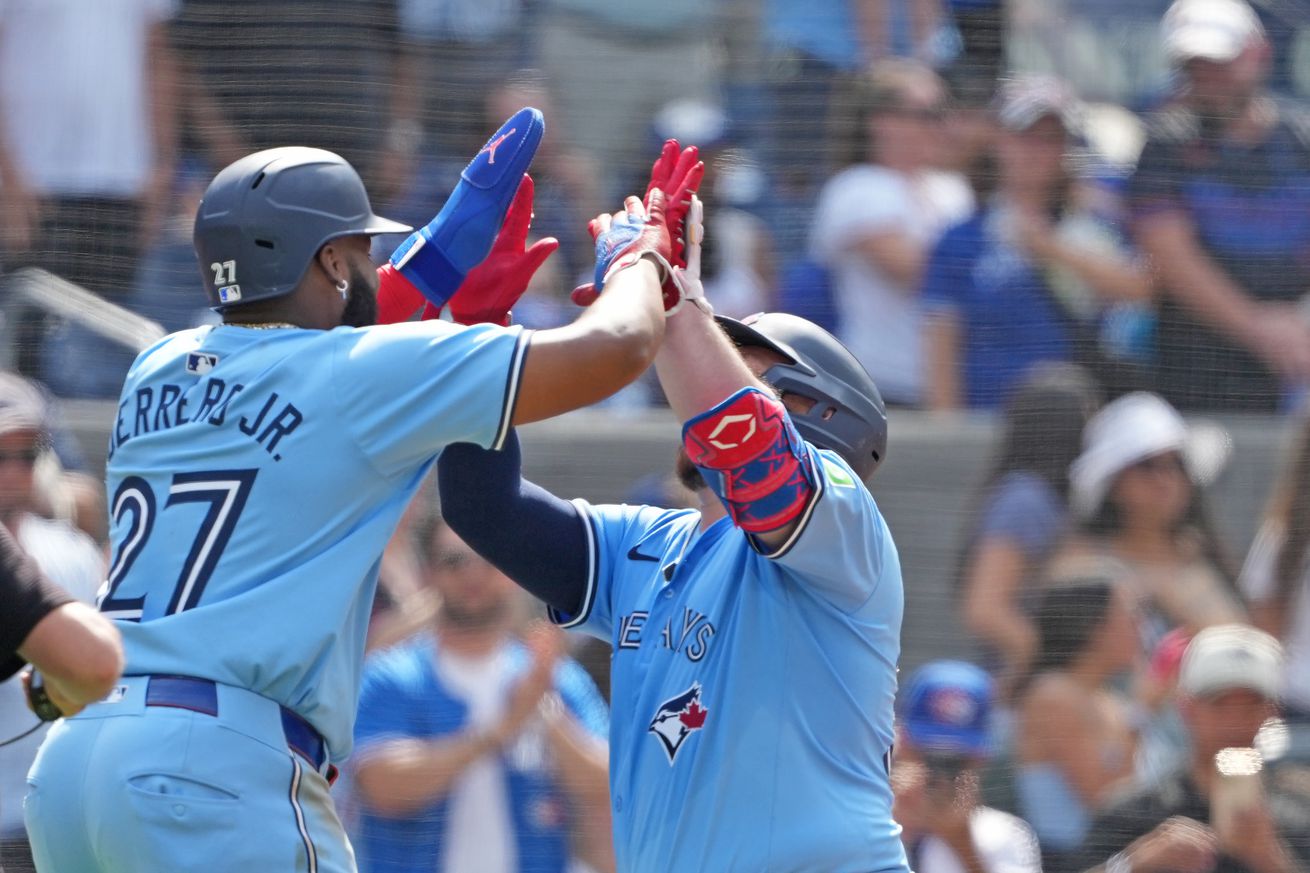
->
<box><xmin>339</xmin><ymin>263</ymin><xmax>380</xmax><ymax>327</ymax></box>
<box><xmin>675</xmin><ymin>445</ymin><xmax>706</xmax><ymax>493</ymax></box>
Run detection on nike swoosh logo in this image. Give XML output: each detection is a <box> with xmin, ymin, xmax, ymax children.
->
<box><xmin>627</xmin><ymin>545</ymin><xmax>661</xmax><ymax>562</ymax></box>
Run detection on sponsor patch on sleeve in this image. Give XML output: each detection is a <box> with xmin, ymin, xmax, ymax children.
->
<box><xmin>822</xmin><ymin>456</ymin><xmax>856</xmax><ymax>488</ymax></box>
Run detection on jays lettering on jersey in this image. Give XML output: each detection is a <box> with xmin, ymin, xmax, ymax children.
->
<box><xmin>550</xmin><ymin>448</ymin><xmax>909</xmax><ymax>873</ymax></box>
<box><xmin>100</xmin><ymin>319</ymin><xmax>527</xmax><ymax>760</ymax></box>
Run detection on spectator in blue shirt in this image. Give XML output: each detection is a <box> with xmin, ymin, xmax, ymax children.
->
<box><xmin>351</xmin><ymin>518</ymin><xmax>612</xmax><ymax>873</ymax></box>
<box><xmin>1129</xmin><ymin>0</ymin><xmax>1310</xmax><ymax>412</ymax></box>
<box><xmin>922</xmin><ymin>76</ymin><xmax>1151</xmax><ymax>411</ymax></box>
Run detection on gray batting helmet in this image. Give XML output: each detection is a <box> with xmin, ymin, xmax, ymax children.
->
<box><xmin>716</xmin><ymin>312</ymin><xmax>888</xmax><ymax>480</ymax></box>
<box><xmin>193</xmin><ymin>147</ymin><xmax>412</xmax><ymax>310</ymax></box>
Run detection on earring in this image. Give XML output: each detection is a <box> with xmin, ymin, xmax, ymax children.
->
<box><xmin>336</xmin><ymin>278</ymin><xmax>349</xmax><ymax>299</ymax></box>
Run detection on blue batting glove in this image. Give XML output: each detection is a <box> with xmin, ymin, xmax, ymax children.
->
<box><xmin>592</xmin><ymin>212</ymin><xmax>649</xmax><ymax>293</ymax></box>
<box><xmin>389</xmin><ymin>107</ymin><xmax>544</xmax><ymax>310</ymax></box>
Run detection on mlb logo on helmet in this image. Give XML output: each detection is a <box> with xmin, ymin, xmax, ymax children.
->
<box><xmin>218</xmin><ymin>284</ymin><xmax>242</xmax><ymax>303</ymax></box>
<box><xmin>648</xmin><ymin>683</ymin><xmax>709</xmax><ymax>764</ymax></box>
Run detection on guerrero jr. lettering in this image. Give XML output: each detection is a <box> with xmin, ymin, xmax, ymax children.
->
<box><xmin>109</xmin><ymin>378</ymin><xmax>304</xmax><ymax>463</ymax></box>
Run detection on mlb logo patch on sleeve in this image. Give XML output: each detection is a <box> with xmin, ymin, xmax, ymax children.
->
<box><xmin>822</xmin><ymin>457</ymin><xmax>855</xmax><ymax>488</ymax></box>
<box><xmin>186</xmin><ymin>352</ymin><xmax>220</xmax><ymax>375</ymax></box>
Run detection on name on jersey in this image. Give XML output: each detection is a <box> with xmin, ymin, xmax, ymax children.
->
<box><xmin>617</xmin><ymin>606</ymin><xmax>716</xmax><ymax>662</ymax></box>
<box><xmin>108</xmin><ymin>377</ymin><xmax>304</xmax><ymax>463</ymax></box>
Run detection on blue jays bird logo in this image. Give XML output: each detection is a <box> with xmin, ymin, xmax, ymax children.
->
<box><xmin>648</xmin><ymin>683</ymin><xmax>709</xmax><ymax>764</ymax></box>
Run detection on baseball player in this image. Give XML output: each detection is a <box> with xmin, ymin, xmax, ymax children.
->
<box><xmin>23</xmin><ymin>111</ymin><xmax>695</xmax><ymax>873</ymax></box>
<box><xmin>439</xmin><ymin>153</ymin><xmax>907</xmax><ymax>872</ymax></box>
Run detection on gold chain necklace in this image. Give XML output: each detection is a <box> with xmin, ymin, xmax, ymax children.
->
<box><xmin>226</xmin><ymin>322</ymin><xmax>298</xmax><ymax>330</ymax></box>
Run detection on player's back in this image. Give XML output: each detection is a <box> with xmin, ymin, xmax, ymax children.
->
<box><xmin>101</xmin><ymin>320</ymin><xmax>525</xmax><ymax>756</ymax></box>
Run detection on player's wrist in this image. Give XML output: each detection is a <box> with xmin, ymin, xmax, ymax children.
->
<box><xmin>25</xmin><ymin>671</ymin><xmax>64</xmax><ymax>721</ymax></box>
<box><xmin>602</xmin><ymin>250</ymin><xmax>668</xmax><ymax>288</ymax></box>
<box><xmin>637</xmin><ymin>250</ymin><xmax>672</xmax><ymax>285</ymax></box>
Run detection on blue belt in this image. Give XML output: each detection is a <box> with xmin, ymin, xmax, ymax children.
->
<box><xmin>142</xmin><ymin>675</ymin><xmax>327</xmax><ymax>772</ymax></box>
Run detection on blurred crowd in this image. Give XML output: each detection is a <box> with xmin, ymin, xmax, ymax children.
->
<box><xmin>2</xmin><ymin>0</ymin><xmax>1310</xmax><ymax>413</ymax></box>
<box><xmin>3</xmin><ymin>0</ymin><xmax>1310</xmax><ymax>871</ymax></box>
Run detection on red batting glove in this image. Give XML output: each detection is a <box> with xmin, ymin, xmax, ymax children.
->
<box><xmin>644</xmin><ymin>139</ymin><xmax>704</xmax><ymax>270</ymax></box>
<box><xmin>375</xmin><ymin>263</ymin><xmax>426</xmax><ymax>324</ymax></box>
<box><xmin>443</xmin><ymin>175</ymin><xmax>558</xmax><ymax>325</ymax></box>
<box><xmin>375</xmin><ymin>176</ymin><xmax>558</xmax><ymax>326</ymax></box>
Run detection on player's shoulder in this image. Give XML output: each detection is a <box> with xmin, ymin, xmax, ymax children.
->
<box><xmin>577</xmin><ymin>498</ymin><xmax>699</xmax><ymax>541</ymax></box>
<box><xmin>793</xmin><ymin>446</ymin><xmax>889</xmax><ymax>545</ymax></box>
<box><xmin>329</xmin><ymin>320</ymin><xmax>522</xmax><ymax>371</ymax></box>
<box><xmin>339</xmin><ymin>319</ymin><xmax>508</xmax><ymax>348</ymax></box>
<box><xmin>812</xmin><ymin>448</ymin><xmax>874</xmax><ymax>504</ymax></box>
<box><xmin>124</xmin><ymin>326</ymin><xmax>214</xmax><ymax>381</ymax></box>
<box><xmin>742</xmin><ymin>447</ymin><xmax>883</xmax><ymax>562</ymax></box>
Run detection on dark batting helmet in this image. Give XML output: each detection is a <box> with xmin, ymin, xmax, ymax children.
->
<box><xmin>716</xmin><ymin>312</ymin><xmax>888</xmax><ymax>480</ymax></box>
<box><xmin>193</xmin><ymin>147</ymin><xmax>412</xmax><ymax>310</ymax></box>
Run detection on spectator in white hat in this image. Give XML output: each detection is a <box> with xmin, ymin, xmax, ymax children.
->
<box><xmin>1050</xmin><ymin>392</ymin><xmax>1245</xmax><ymax>656</ymax></box>
<box><xmin>1075</xmin><ymin>624</ymin><xmax>1308</xmax><ymax>873</ymax></box>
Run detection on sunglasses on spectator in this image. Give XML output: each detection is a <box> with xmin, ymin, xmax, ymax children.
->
<box><xmin>0</xmin><ymin>448</ymin><xmax>40</xmax><ymax>466</ymax></box>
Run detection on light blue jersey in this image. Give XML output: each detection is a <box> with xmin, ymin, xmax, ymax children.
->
<box><xmin>551</xmin><ymin>447</ymin><xmax>908</xmax><ymax>873</ymax></box>
<box><xmin>99</xmin><ymin>320</ymin><xmax>527</xmax><ymax>759</ymax></box>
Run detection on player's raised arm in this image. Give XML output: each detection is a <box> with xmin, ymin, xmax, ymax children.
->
<box><xmin>508</xmin><ymin>139</ymin><xmax>704</xmax><ymax>423</ymax></box>
<box><xmin>372</xmin><ymin>131</ymin><xmax>704</xmax><ymax>424</ymax></box>
<box><xmin>508</xmin><ymin>197</ymin><xmax>677</xmax><ymax>424</ymax></box>
<box><xmin>381</xmin><ymin>180</ymin><xmax>673</xmax><ymax>424</ymax></box>
<box><xmin>650</xmin><ymin>196</ymin><xmax>813</xmax><ymax>551</ymax></box>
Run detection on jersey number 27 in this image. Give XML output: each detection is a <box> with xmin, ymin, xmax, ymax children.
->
<box><xmin>99</xmin><ymin>469</ymin><xmax>257</xmax><ymax>621</ymax></box>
